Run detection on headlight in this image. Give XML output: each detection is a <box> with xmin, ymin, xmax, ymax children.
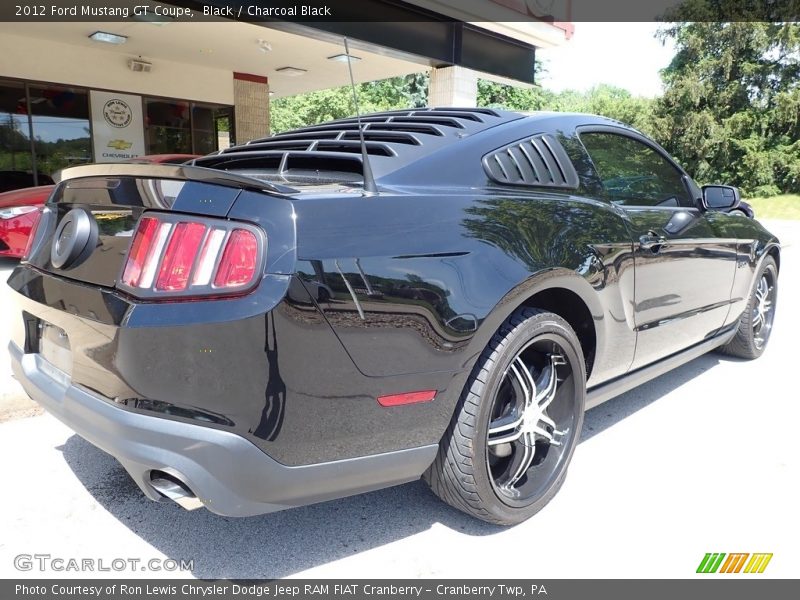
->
<box><xmin>0</xmin><ymin>205</ymin><xmax>39</xmax><ymax>220</ymax></box>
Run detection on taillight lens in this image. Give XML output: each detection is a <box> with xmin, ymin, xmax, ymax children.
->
<box><xmin>214</xmin><ymin>229</ymin><xmax>258</xmax><ymax>288</ymax></box>
<box><xmin>156</xmin><ymin>222</ymin><xmax>206</xmax><ymax>291</ymax></box>
<box><xmin>119</xmin><ymin>213</ymin><xmax>264</xmax><ymax>298</ymax></box>
<box><xmin>121</xmin><ymin>217</ymin><xmax>159</xmax><ymax>287</ymax></box>
<box><xmin>21</xmin><ymin>207</ymin><xmax>45</xmax><ymax>261</ymax></box>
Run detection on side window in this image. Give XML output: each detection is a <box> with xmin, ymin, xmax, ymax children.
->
<box><xmin>580</xmin><ymin>132</ymin><xmax>692</xmax><ymax>208</ymax></box>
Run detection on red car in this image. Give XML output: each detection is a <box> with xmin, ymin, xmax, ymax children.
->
<box><xmin>0</xmin><ymin>186</ymin><xmax>51</xmax><ymax>258</ymax></box>
<box><xmin>0</xmin><ymin>155</ymin><xmax>198</xmax><ymax>258</ymax></box>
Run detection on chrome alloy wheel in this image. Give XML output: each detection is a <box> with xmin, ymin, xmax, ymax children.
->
<box><xmin>486</xmin><ymin>337</ymin><xmax>578</xmax><ymax>505</ymax></box>
<box><xmin>752</xmin><ymin>272</ymin><xmax>776</xmax><ymax>349</ymax></box>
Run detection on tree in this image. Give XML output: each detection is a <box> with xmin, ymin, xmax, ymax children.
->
<box><xmin>269</xmin><ymin>73</ymin><xmax>430</xmax><ymax>134</ymax></box>
<box><xmin>0</xmin><ymin>113</ymin><xmax>31</xmax><ymax>171</ymax></box>
<box><xmin>477</xmin><ymin>81</ymin><xmax>655</xmax><ymax>136</ymax></box>
<box><xmin>477</xmin><ymin>79</ymin><xmax>552</xmax><ymax>111</ymax></box>
<box><xmin>270</xmin><ymin>66</ymin><xmax>656</xmax><ymax>146</ymax></box>
<box><xmin>653</xmin><ymin>21</ymin><xmax>800</xmax><ymax>195</ymax></box>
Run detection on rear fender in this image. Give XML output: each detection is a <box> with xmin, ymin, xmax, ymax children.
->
<box><xmin>465</xmin><ymin>269</ymin><xmax>605</xmax><ymax>371</ymax></box>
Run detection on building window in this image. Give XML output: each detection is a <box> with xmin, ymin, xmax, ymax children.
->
<box><xmin>0</xmin><ymin>76</ymin><xmax>234</xmax><ymax>191</ymax></box>
<box><xmin>145</xmin><ymin>98</ymin><xmax>192</xmax><ymax>155</ymax></box>
<box><xmin>192</xmin><ymin>103</ymin><xmax>232</xmax><ymax>155</ymax></box>
<box><xmin>0</xmin><ymin>79</ymin><xmax>36</xmax><ymax>191</ymax></box>
<box><xmin>29</xmin><ymin>83</ymin><xmax>91</xmax><ymax>176</ymax></box>
<box><xmin>145</xmin><ymin>98</ymin><xmax>233</xmax><ymax>156</ymax></box>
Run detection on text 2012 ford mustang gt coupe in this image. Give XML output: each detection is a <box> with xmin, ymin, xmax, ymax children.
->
<box><xmin>7</xmin><ymin>108</ymin><xmax>779</xmax><ymax>525</ymax></box>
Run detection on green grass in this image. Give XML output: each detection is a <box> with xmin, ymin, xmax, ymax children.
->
<box><xmin>745</xmin><ymin>194</ymin><xmax>800</xmax><ymax>220</ymax></box>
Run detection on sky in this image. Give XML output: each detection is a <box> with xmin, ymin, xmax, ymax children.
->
<box><xmin>536</xmin><ymin>22</ymin><xmax>677</xmax><ymax>98</ymax></box>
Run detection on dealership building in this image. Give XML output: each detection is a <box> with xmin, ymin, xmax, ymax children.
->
<box><xmin>0</xmin><ymin>0</ymin><xmax>571</xmax><ymax>186</ymax></box>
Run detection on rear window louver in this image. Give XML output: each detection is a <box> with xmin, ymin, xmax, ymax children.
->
<box><xmin>340</xmin><ymin>131</ymin><xmax>420</xmax><ymax>145</ymax></box>
<box><xmin>273</xmin><ymin>122</ymin><xmax>445</xmax><ymax>137</ymax></box>
<box><xmin>193</xmin><ymin>151</ymin><xmax>364</xmax><ymax>176</ymax></box>
<box><xmin>270</xmin><ymin>130</ymin><xmax>421</xmax><ymax>146</ymax></box>
<box><xmin>191</xmin><ymin>107</ymin><xmax>518</xmax><ymax>183</ymax></box>
<box><xmin>483</xmin><ymin>134</ymin><xmax>579</xmax><ymax>189</ymax></box>
<box><xmin>220</xmin><ymin>139</ymin><xmax>397</xmax><ymax>157</ymax></box>
<box><xmin>331</xmin><ymin>115</ymin><xmax>467</xmax><ymax>129</ymax></box>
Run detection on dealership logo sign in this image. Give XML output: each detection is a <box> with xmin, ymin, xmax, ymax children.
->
<box><xmin>91</xmin><ymin>90</ymin><xmax>144</xmax><ymax>162</ymax></box>
<box><xmin>103</xmin><ymin>99</ymin><xmax>133</xmax><ymax>128</ymax></box>
<box><xmin>696</xmin><ymin>552</ymin><xmax>773</xmax><ymax>573</ymax></box>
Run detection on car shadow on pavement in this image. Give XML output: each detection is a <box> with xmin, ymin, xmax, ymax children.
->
<box><xmin>60</xmin><ymin>435</ymin><xmax>502</xmax><ymax>579</ymax></box>
<box><xmin>60</xmin><ymin>349</ymin><xmax>737</xmax><ymax>579</ymax></box>
<box><xmin>581</xmin><ymin>350</ymin><xmax>739</xmax><ymax>442</ymax></box>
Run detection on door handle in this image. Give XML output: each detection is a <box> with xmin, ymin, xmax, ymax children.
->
<box><xmin>639</xmin><ymin>231</ymin><xmax>666</xmax><ymax>251</ymax></box>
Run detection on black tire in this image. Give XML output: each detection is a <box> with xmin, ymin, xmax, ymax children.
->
<box><xmin>719</xmin><ymin>256</ymin><xmax>778</xmax><ymax>360</ymax></box>
<box><xmin>424</xmin><ymin>308</ymin><xmax>586</xmax><ymax>525</ymax></box>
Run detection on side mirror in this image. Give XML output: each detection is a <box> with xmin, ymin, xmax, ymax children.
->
<box><xmin>702</xmin><ymin>185</ymin><xmax>740</xmax><ymax>210</ymax></box>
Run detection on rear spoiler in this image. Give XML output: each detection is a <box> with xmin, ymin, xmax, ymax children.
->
<box><xmin>53</xmin><ymin>163</ymin><xmax>297</xmax><ymax>197</ymax></box>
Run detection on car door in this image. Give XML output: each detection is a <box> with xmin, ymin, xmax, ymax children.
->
<box><xmin>579</xmin><ymin>128</ymin><xmax>738</xmax><ymax>370</ymax></box>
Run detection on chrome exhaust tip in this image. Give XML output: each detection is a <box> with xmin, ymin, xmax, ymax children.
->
<box><xmin>150</xmin><ymin>472</ymin><xmax>204</xmax><ymax>511</ymax></box>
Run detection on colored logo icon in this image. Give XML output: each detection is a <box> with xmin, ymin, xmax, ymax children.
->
<box><xmin>697</xmin><ymin>553</ymin><xmax>773</xmax><ymax>573</ymax></box>
<box><xmin>107</xmin><ymin>139</ymin><xmax>133</xmax><ymax>150</ymax></box>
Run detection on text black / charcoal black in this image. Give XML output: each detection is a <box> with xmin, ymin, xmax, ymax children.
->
<box><xmin>8</xmin><ymin>108</ymin><xmax>780</xmax><ymax>524</ymax></box>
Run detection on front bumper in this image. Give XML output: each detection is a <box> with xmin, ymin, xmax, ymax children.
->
<box><xmin>9</xmin><ymin>341</ymin><xmax>437</xmax><ymax>517</ymax></box>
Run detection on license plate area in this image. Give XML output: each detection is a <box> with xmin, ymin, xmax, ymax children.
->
<box><xmin>38</xmin><ymin>321</ymin><xmax>73</xmax><ymax>382</ymax></box>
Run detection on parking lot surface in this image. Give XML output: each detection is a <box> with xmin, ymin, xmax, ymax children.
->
<box><xmin>0</xmin><ymin>221</ymin><xmax>797</xmax><ymax>579</ymax></box>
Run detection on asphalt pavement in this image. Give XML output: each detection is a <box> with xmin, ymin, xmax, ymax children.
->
<box><xmin>0</xmin><ymin>221</ymin><xmax>797</xmax><ymax>579</ymax></box>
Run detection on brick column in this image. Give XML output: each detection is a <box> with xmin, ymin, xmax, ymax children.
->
<box><xmin>233</xmin><ymin>72</ymin><xmax>270</xmax><ymax>144</ymax></box>
<box><xmin>427</xmin><ymin>66</ymin><xmax>478</xmax><ymax>108</ymax></box>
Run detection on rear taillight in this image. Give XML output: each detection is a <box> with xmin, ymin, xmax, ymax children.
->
<box><xmin>213</xmin><ymin>229</ymin><xmax>259</xmax><ymax>288</ymax></box>
<box><xmin>121</xmin><ymin>217</ymin><xmax>159</xmax><ymax>287</ymax></box>
<box><xmin>119</xmin><ymin>213</ymin><xmax>265</xmax><ymax>298</ymax></box>
<box><xmin>21</xmin><ymin>207</ymin><xmax>45</xmax><ymax>261</ymax></box>
<box><xmin>156</xmin><ymin>222</ymin><xmax>206</xmax><ymax>291</ymax></box>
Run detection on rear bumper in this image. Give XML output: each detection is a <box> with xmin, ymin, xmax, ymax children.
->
<box><xmin>9</xmin><ymin>341</ymin><xmax>437</xmax><ymax>517</ymax></box>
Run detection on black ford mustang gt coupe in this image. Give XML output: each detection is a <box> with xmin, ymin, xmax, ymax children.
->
<box><xmin>8</xmin><ymin>108</ymin><xmax>779</xmax><ymax>525</ymax></box>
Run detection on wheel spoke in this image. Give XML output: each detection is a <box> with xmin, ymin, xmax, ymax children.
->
<box><xmin>508</xmin><ymin>358</ymin><xmax>533</xmax><ymax>408</ymax></box>
<box><xmin>488</xmin><ymin>358</ymin><xmax>532</xmax><ymax>447</ymax></box>
<box><xmin>488</xmin><ymin>412</ymin><xmax>524</xmax><ymax>446</ymax></box>
<box><xmin>518</xmin><ymin>357</ymin><xmax>538</xmax><ymax>407</ymax></box>
<box><xmin>538</xmin><ymin>413</ymin><xmax>557</xmax><ymax>429</ymax></box>
<box><xmin>534</xmin><ymin>354</ymin><xmax>565</xmax><ymax>410</ymax></box>
<box><xmin>489</xmin><ymin>412</ymin><xmax>523</xmax><ymax>434</ymax></box>
<box><xmin>756</xmin><ymin>281</ymin><xmax>767</xmax><ymax>302</ymax></box>
<box><xmin>760</xmin><ymin>277</ymin><xmax>768</xmax><ymax>293</ymax></box>
<box><xmin>504</xmin><ymin>432</ymin><xmax>535</xmax><ymax>489</ymax></box>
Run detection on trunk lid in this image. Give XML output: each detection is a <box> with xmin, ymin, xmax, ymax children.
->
<box><xmin>26</xmin><ymin>163</ymin><xmax>286</xmax><ymax>288</ymax></box>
